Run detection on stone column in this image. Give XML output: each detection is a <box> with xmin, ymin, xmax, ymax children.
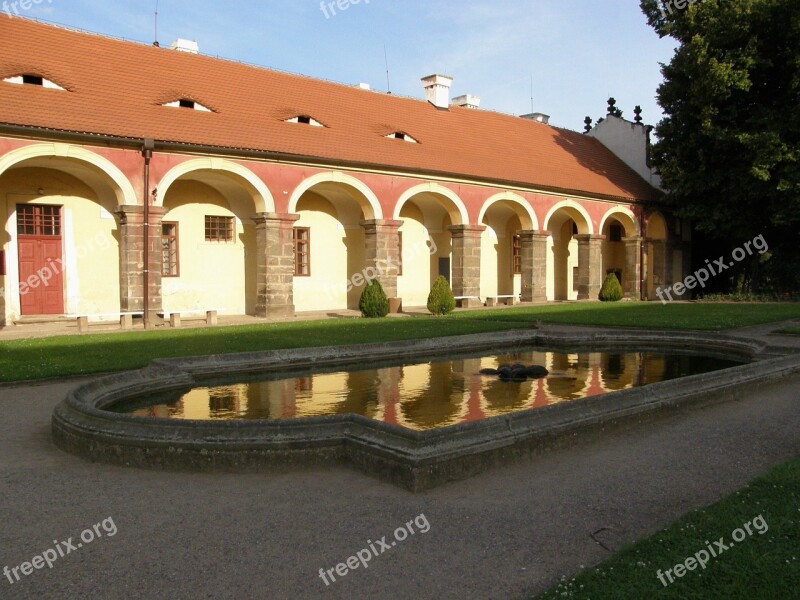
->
<box><xmin>117</xmin><ymin>205</ymin><xmax>165</xmax><ymax>314</ymax></box>
<box><xmin>0</xmin><ymin>275</ymin><xmax>5</xmax><ymax>328</ymax></box>
<box><xmin>622</xmin><ymin>236</ymin><xmax>643</xmax><ymax>300</ymax></box>
<box><xmin>0</xmin><ymin>249</ymin><xmax>6</xmax><ymax>326</ymax></box>
<box><xmin>252</xmin><ymin>213</ymin><xmax>300</xmax><ymax>318</ymax></box>
<box><xmin>681</xmin><ymin>243</ymin><xmax>692</xmax><ymax>287</ymax></box>
<box><xmin>575</xmin><ymin>234</ymin><xmax>605</xmax><ymax>301</ymax></box>
<box><xmin>650</xmin><ymin>239</ymin><xmax>668</xmax><ymax>294</ymax></box>
<box><xmin>519</xmin><ymin>230</ymin><xmax>550</xmax><ymax>303</ymax></box>
<box><xmin>361</xmin><ymin>219</ymin><xmax>402</xmax><ymax>310</ymax></box>
<box><xmin>448</xmin><ymin>225</ymin><xmax>485</xmax><ymax>307</ymax></box>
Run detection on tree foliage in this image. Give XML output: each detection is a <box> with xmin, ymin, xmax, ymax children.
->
<box><xmin>359</xmin><ymin>279</ymin><xmax>389</xmax><ymax>318</ymax></box>
<box><xmin>599</xmin><ymin>273</ymin><xmax>624</xmax><ymax>302</ymax></box>
<box><xmin>427</xmin><ymin>276</ymin><xmax>456</xmax><ymax>315</ymax></box>
<box><xmin>640</xmin><ymin>0</ymin><xmax>800</xmax><ymax>293</ymax></box>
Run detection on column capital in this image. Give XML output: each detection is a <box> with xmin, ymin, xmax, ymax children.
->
<box><xmin>574</xmin><ymin>234</ymin><xmax>606</xmax><ymax>242</ymax></box>
<box><xmin>622</xmin><ymin>236</ymin><xmax>643</xmax><ymax>244</ymax></box>
<box><xmin>360</xmin><ymin>219</ymin><xmax>404</xmax><ymax>230</ymax></box>
<box><xmin>518</xmin><ymin>229</ymin><xmax>552</xmax><ymax>239</ymax></box>
<box><xmin>251</xmin><ymin>212</ymin><xmax>301</xmax><ymax>226</ymax></box>
<box><xmin>646</xmin><ymin>237</ymin><xmax>668</xmax><ymax>244</ymax></box>
<box><xmin>116</xmin><ymin>204</ymin><xmax>143</xmax><ymax>215</ymax></box>
<box><xmin>447</xmin><ymin>224</ymin><xmax>486</xmax><ymax>236</ymax></box>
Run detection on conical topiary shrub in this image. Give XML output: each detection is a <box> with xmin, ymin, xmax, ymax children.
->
<box><xmin>599</xmin><ymin>273</ymin><xmax>623</xmax><ymax>302</ymax></box>
<box><xmin>427</xmin><ymin>276</ymin><xmax>456</xmax><ymax>315</ymax></box>
<box><xmin>359</xmin><ymin>279</ymin><xmax>390</xmax><ymax>318</ymax></box>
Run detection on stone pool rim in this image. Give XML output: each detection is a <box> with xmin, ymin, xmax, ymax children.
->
<box><xmin>52</xmin><ymin>328</ymin><xmax>800</xmax><ymax>491</ymax></box>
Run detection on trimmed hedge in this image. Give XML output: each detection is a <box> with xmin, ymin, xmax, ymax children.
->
<box><xmin>359</xmin><ymin>279</ymin><xmax>390</xmax><ymax>318</ymax></box>
<box><xmin>427</xmin><ymin>276</ymin><xmax>456</xmax><ymax>315</ymax></box>
<box><xmin>599</xmin><ymin>273</ymin><xmax>624</xmax><ymax>302</ymax></box>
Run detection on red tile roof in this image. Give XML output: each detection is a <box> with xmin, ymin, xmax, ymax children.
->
<box><xmin>0</xmin><ymin>18</ymin><xmax>659</xmax><ymax>201</ymax></box>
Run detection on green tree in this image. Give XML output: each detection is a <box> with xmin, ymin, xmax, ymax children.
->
<box><xmin>359</xmin><ymin>279</ymin><xmax>389</xmax><ymax>318</ymax></box>
<box><xmin>427</xmin><ymin>276</ymin><xmax>456</xmax><ymax>315</ymax></box>
<box><xmin>599</xmin><ymin>273</ymin><xmax>624</xmax><ymax>302</ymax></box>
<box><xmin>640</xmin><ymin>0</ymin><xmax>800</xmax><ymax>293</ymax></box>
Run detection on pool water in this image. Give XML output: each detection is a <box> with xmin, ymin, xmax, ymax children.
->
<box><xmin>113</xmin><ymin>350</ymin><xmax>742</xmax><ymax>431</ymax></box>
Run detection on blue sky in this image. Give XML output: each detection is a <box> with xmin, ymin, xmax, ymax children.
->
<box><xmin>17</xmin><ymin>0</ymin><xmax>677</xmax><ymax>131</ymax></box>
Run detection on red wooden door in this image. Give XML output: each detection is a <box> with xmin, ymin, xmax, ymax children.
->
<box><xmin>17</xmin><ymin>205</ymin><xmax>64</xmax><ymax>316</ymax></box>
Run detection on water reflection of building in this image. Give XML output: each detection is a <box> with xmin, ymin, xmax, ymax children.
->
<box><xmin>138</xmin><ymin>352</ymin><xmax>679</xmax><ymax>431</ymax></box>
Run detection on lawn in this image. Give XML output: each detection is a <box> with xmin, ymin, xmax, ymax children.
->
<box><xmin>1</xmin><ymin>302</ymin><xmax>799</xmax><ymax>383</ymax></box>
<box><xmin>452</xmin><ymin>302</ymin><xmax>800</xmax><ymax>331</ymax></box>
<box><xmin>777</xmin><ymin>326</ymin><xmax>800</xmax><ymax>335</ymax></box>
<box><xmin>534</xmin><ymin>455</ymin><xmax>800</xmax><ymax>599</ymax></box>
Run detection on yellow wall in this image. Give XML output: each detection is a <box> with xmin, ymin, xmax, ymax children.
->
<box><xmin>549</xmin><ymin>220</ymin><xmax>579</xmax><ymax>301</ymax></box>
<box><xmin>1</xmin><ymin>168</ymin><xmax>120</xmax><ymax>320</ymax></box>
<box><xmin>294</xmin><ymin>192</ymin><xmax>366</xmax><ymax>312</ymax></box>
<box><xmin>480</xmin><ymin>213</ymin><xmax>521</xmax><ymax>299</ymax></box>
<box><xmin>602</xmin><ymin>241</ymin><xmax>626</xmax><ymax>279</ymax></box>
<box><xmin>161</xmin><ymin>180</ymin><xmax>256</xmax><ymax>316</ymax></box>
<box><xmin>480</xmin><ymin>227</ymin><xmax>500</xmax><ymax>299</ymax></box>
<box><xmin>398</xmin><ymin>203</ymin><xmax>438</xmax><ymax>307</ymax></box>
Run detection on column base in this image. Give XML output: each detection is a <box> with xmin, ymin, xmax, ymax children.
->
<box><xmin>259</xmin><ymin>305</ymin><xmax>296</xmax><ymax>319</ymax></box>
<box><xmin>457</xmin><ymin>297</ymin><xmax>483</xmax><ymax>309</ymax></box>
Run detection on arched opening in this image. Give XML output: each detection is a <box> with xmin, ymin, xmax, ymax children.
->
<box><xmin>160</xmin><ymin>170</ymin><xmax>263</xmax><ymax>315</ymax></box>
<box><xmin>292</xmin><ymin>180</ymin><xmax>378</xmax><ymax>311</ymax></box>
<box><xmin>544</xmin><ymin>204</ymin><xmax>592</xmax><ymax>301</ymax></box>
<box><xmin>646</xmin><ymin>212</ymin><xmax>668</xmax><ymax>300</ymax></box>
<box><xmin>479</xmin><ymin>198</ymin><xmax>535</xmax><ymax>300</ymax></box>
<box><xmin>600</xmin><ymin>210</ymin><xmax>638</xmax><ymax>294</ymax></box>
<box><xmin>395</xmin><ymin>187</ymin><xmax>466</xmax><ymax>307</ymax></box>
<box><xmin>0</xmin><ymin>153</ymin><xmax>126</xmax><ymax>321</ymax></box>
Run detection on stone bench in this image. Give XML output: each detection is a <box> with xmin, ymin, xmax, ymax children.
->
<box><xmin>72</xmin><ymin>312</ymin><xmax>143</xmax><ymax>333</ymax></box>
<box><xmin>159</xmin><ymin>309</ymin><xmax>220</xmax><ymax>328</ymax></box>
<box><xmin>485</xmin><ymin>295</ymin><xmax>518</xmax><ymax>307</ymax></box>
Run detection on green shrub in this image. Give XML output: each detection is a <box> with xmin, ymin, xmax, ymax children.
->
<box><xmin>599</xmin><ymin>273</ymin><xmax>623</xmax><ymax>302</ymax></box>
<box><xmin>359</xmin><ymin>279</ymin><xmax>390</xmax><ymax>318</ymax></box>
<box><xmin>427</xmin><ymin>276</ymin><xmax>456</xmax><ymax>315</ymax></box>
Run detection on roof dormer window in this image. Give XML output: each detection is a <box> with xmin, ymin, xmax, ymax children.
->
<box><xmin>386</xmin><ymin>132</ymin><xmax>419</xmax><ymax>144</ymax></box>
<box><xmin>3</xmin><ymin>74</ymin><xmax>65</xmax><ymax>90</ymax></box>
<box><xmin>162</xmin><ymin>99</ymin><xmax>212</xmax><ymax>112</ymax></box>
<box><xmin>286</xmin><ymin>115</ymin><xmax>324</xmax><ymax>127</ymax></box>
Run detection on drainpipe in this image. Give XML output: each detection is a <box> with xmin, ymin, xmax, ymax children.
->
<box><xmin>142</xmin><ymin>139</ymin><xmax>155</xmax><ymax>329</ymax></box>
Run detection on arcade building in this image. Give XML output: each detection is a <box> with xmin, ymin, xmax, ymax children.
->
<box><xmin>0</xmin><ymin>18</ymin><xmax>690</xmax><ymax>327</ymax></box>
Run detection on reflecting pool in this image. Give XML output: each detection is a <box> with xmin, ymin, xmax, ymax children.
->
<box><xmin>113</xmin><ymin>350</ymin><xmax>742</xmax><ymax>431</ymax></box>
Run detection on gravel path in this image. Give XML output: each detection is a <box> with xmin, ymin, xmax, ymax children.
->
<box><xmin>0</xmin><ymin>368</ymin><xmax>798</xmax><ymax>600</ymax></box>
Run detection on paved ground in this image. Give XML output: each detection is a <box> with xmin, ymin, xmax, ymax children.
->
<box><xmin>0</xmin><ymin>322</ymin><xmax>799</xmax><ymax>599</ymax></box>
<box><xmin>0</xmin><ymin>301</ymin><xmax>556</xmax><ymax>341</ymax></box>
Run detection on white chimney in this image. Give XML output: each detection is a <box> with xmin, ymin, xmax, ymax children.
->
<box><xmin>421</xmin><ymin>74</ymin><xmax>454</xmax><ymax>109</ymax></box>
<box><xmin>452</xmin><ymin>94</ymin><xmax>481</xmax><ymax>109</ymax></box>
<box><xmin>170</xmin><ymin>39</ymin><xmax>199</xmax><ymax>54</ymax></box>
<box><xmin>521</xmin><ymin>112</ymin><xmax>551</xmax><ymax>125</ymax></box>
<box><xmin>357</xmin><ymin>83</ymin><xmax>371</xmax><ymax>90</ymax></box>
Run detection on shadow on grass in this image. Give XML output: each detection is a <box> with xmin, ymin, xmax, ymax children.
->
<box><xmin>0</xmin><ymin>317</ymin><xmax>533</xmax><ymax>382</ymax></box>
<box><xmin>2</xmin><ymin>303</ymin><xmax>798</xmax><ymax>383</ymax></box>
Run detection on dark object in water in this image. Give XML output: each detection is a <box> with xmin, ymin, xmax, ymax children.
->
<box><xmin>479</xmin><ymin>364</ymin><xmax>549</xmax><ymax>381</ymax></box>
